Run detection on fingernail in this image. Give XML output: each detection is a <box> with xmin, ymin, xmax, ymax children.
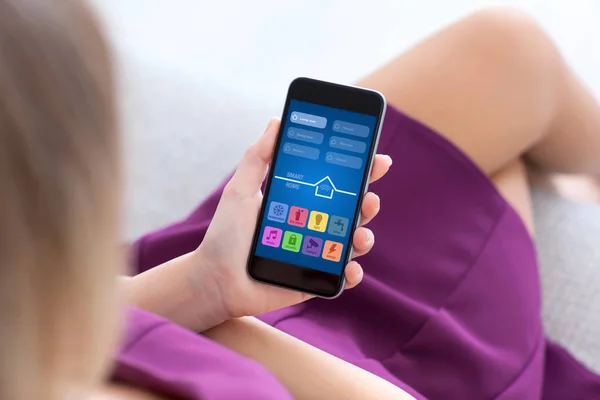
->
<box><xmin>365</xmin><ymin>229</ymin><xmax>374</xmax><ymax>244</ymax></box>
<box><xmin>264</xmin><ymin>118</ymin><xmax>274</xmax><ymax>133</ymax></box>
<box><xmin>384</xmin><ymin>155</ymin><xmax>393</xmax><ymax>166</ymax></box>
<box><xmin>355</xmin><ymin>267</ymin><xmax>363</xmax><ymax>280</ymax></box>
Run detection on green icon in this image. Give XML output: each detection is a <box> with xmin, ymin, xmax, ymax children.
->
<box><xmin>282</xmin><ymin>231</ymin><xmax>302</xmax><ymax>252</ymax></box>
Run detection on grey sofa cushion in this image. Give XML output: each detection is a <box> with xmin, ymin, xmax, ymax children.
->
<box><xmin>533</xmin><ymin>189</ymin><xmax>600</xmax><ymax>370</ymax></box>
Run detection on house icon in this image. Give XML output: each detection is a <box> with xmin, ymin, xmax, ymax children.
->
<box><xmin>315</xmin><ymin>176</ymin><xmax>335</xmax><ymax>199</ymax></box>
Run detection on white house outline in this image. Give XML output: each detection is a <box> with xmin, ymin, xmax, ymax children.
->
<box><xmin>273</xmin><ymin>175</ymin><xmax>357</xmax><ymax>200</ymax></box>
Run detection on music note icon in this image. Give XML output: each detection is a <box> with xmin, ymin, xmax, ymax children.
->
<box><xmin>262</xmin><ymin>226</ymin><xmax>282</xmax><ymax>248</ymax></box>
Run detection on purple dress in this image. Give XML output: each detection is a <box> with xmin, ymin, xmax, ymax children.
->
<box><xmin>114</xmin><ymin>106</ymin><xmax>600</xmax><ymax>399</ymax></box>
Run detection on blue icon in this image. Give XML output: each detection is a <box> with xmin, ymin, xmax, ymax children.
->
<box><xmin>288</xmin><ymin>127</ymin><xmax>324</xmax><ymax>145</ymax></box>
<box><xmin>328</xmin><ymin>216</ymin><xmax>349</xmax><ymax>237</ymax></box>
<box><xmin>325</xmin><ymin>151</ymin><xmax>363</xmax><ymax>170</ymax></box>
<box><xmin>329</xmin><ymin>136</ymin><xmax>367</xmax><ymax>154</ymax></box>
<box><xmin>289</xmin><ymin>111</ymin><xmax>327</xmax><ymax>129</ymax></box>
<box><xmin>332</xmin><ymin>120</ymin><xmax>370</xmax><ymax>138</ymax></box>
<box><xmin>282</xmin><ymin>142</ymin><xmax>320</xmax><ymax>160</ymax></box>
<box><xmin>267</xmin><ymin>201</ymin><xmax>289</xmax><ymax>223</ymax></box>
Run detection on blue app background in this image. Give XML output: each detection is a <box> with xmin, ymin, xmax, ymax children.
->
<box><xmin>254</xmin><ymin>100</ymin><xmax>377</xmax><ymax>274</ymax></box>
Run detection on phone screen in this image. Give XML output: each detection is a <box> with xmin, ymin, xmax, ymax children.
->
<box><xmin>248</xmin><ymin>78</ymin><xmax>385</xmax><ymax>297</ymax></box>
<box><xmin>255</xmin><ymin>101</ymin><xmax>377</xmax><ymax>271</ymax></box>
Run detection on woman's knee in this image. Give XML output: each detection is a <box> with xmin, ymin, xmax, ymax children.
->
<box><xmin>456</xmin><ymin>7</ymin><xmax>560</xmax><ymax>99</ymax></box>
<box><xmin>359</xmin><ymin>7</ymin><xmax>565</xmax><ymax>175</ymax></box>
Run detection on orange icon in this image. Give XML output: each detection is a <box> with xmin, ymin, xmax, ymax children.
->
<box><xmin>322</xmin><ymin>240</ymin><xmax>343</xmax><ymax>262</ymax></box>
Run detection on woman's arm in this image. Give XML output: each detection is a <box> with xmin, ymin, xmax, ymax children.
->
<box><xmin>124</xmin><ymin>263</ymin><xmax>413</xmax><ymax>400</ymax></box>
<box><xmin>123</xmin><ymin>252</ymin><xmax>229</xmax><ymax>333</ymax></box>
<box><xmin>95</xmin><ymin>384</ymin><xmax>168</xmax><ymax>400</ymax></box>
<box><xmin>124</xmin><ymin>276</ymin><xmax>414</xmax><ymax>400</ymax></box>
<box><xmin>204</xmin><ymin>317</ymin><xmax>416</xmax><ymax>400</ymax></box>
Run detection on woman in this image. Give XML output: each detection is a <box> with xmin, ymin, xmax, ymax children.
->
<box><xmin>0</xmin><ymin>1</ymin><xmax>385</xmax><ymax>399</ymax></box>
<box><xmin>1</xmin><ymin>1</ymin><xmax>599</xmax><ymax>399</ymax></box>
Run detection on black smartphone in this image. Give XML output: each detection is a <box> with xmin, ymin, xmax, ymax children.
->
<box><xmin>247</xmin><ymin>77</ymin><xmax>386</xmax><ymax>298</ymax></box>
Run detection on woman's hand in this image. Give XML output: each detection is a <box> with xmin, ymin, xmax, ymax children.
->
<box><xmin>194</xmin><ymin>118</ymin><xmax>392</xmax><ymax>322</ymax></box>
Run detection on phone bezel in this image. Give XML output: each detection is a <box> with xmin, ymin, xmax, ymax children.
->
<box><xmin>247</xmin><ymin>77</ymin><xmax>386</xmax><ymax>298</ymax></box>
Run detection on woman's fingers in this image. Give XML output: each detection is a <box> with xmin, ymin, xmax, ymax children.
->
<box><xmin>351</xmin><ymin>227</ymin><xmax>374</xmax><ymax>258</ymax></box>
<box><xmin>359</xmin><ymin>192</ymin><xmax>380</xmax><ymax>226</ymax></box>
<box><xmin>369</xmin><ymin>154</ymin><xmax>393</xmax><ymax>184</ymax></box>
<box><xmin>345</xmin><ymin>227</ymin><xmax>374</xmax><ymax>289</ymax></box>
<box><xmin>359</xmin><ymin>154</ymin><xmax>388</xmax><ymax>226</ymax></box>
<box><xmin>228</xmin><ymin>118</ymin><xmax>280</xmax><ymax>196</ymax></box>
<box><xmin>343</xmin><ymin>261</ymin><xmax>364</xmax><ymax>289</ymax></box>
<box><xmin>346</xmin><ymin>198</ymin><xmax>380</xmax><ymax>287</ymax></box>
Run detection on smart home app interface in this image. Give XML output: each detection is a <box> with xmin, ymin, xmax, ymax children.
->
<box><xmin>254</xmin><ymin>100</ymin><xmax>377</xmax><ymax>275</ymax></box>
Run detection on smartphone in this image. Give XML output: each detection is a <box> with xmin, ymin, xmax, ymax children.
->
<box><xmin>247</xmin><ymin>77</ymin><xmax>386</xmax><ymax>298</ymax></box>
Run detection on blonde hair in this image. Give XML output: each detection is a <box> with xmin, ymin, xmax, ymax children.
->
<box><xmin>0</xmin><ymin>0</ymin><xmax>121</xmax><ymax>399</ymax></box>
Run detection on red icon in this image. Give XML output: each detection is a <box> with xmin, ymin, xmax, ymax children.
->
<box><xmin>288</xmin><ymin>206</ymin><xmax>309</xmax><ymax>227</ymax></box>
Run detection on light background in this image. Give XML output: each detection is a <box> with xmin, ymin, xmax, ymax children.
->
<box><xmin>91</xmin><ymin>0</ymin><xmax>600</xmax><ymax>239</ymax></box>
<box><xmin>95</xmin><ymin>0</ymin><xmax>600</xmax><ymax>104</ymax></box>
<box><xmin>91</xmin><ymin>1</ymin><xmax>600</xmax><ymax>371</ymax></box>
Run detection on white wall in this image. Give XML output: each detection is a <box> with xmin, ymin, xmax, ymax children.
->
<box><xmin>93</xmin><ymin>0</ymin><xmax>600</xmax><ymax>238</ymax></box>
<box><xmin>95</xmin><ymin>0</ymin><xmax>600</xmax><ymax>102</ymax></box>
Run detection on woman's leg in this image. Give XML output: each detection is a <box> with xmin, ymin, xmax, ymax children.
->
<box><xmin>203</xmin><ymin>8</ymin><xmax>600</xmax><ymax>399</ymax></box>
<box><xmin>358</xmin><ymin>7</ymin><xmax>600</xmax><ymax>180</ymax></box>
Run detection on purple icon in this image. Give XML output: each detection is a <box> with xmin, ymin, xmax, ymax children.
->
<box><xmin>267</xmin><ymin>201</ymin><xmax>289</xmax><ymax>223</ymax></box>
<box><xmin>262</xmin><ymin>227</ymin><xmax>283</xmax><ymax>247</ymax></box>
<box><xmin>301</xmin><ymin>236</ymin><xmax>323</xmax><ymax>257</ymax></box>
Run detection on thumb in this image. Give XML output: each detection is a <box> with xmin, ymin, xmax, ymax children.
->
<box><xmin>229</xmin><ymin>118</ymin><xmax>280</xmax><ymax>196</ymax></box>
